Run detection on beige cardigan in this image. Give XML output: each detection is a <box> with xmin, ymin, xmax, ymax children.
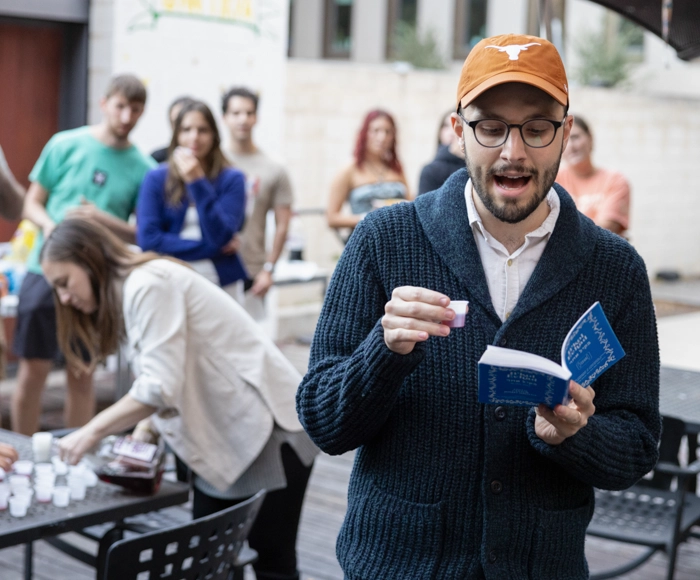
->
<box><xmin>123</xmin><ymin>259</ymin><xmax>304</xmax><ymax>491</ymax></box>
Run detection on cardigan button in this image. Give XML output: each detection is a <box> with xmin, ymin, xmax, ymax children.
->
<box><xmin>499</xmin><ymin>337</ymin><xmax>507</xmax><ymax>346</ymax></box>
<box><xmin>494</xmin><ymin>406</ymin><xmax>506</xmax><ymax>421</ymax></box>
<box><xmin>488</xmin><ymin>550</ymin><xmax>497</xmax><ymax>563</ymax></box>
<box><xmin>490</xmin><ymin>480</ymin><xmax>503</xmax><ymax>494</ymax></box>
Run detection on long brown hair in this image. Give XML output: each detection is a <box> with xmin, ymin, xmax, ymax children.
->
<box><xmin>40</xmin><ymin>219</ymin><xmax>163</xmax><ymax>375</ymax></box>
<box><xmin>353</xmin><ymin>109</ymin><xmax>403</xmax><ymax>174</ymax></box>
<box><xmin>165</xmin><ymin>100</ymin><xmax>229</xmax><ymax>206</ymax></box>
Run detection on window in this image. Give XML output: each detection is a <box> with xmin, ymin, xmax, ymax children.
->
<box><xmin>391</xmin><ymin>0</ymin><xmax>417</xmax><ymax>26</ymax></box>
<box><xmin>619</xmin><ymin>16</ymin><xmax>644</xmax><ymax>60</ymax></box>
<box><xmin>387</xmin><ymin>0</ymin><xmax>417</xmax><ymax>58</ymax></box>
<box><xmin>324</xmin><ymin>0</ymin><xmax>353</xmax><ymax>59</ymax></box>
<box><xmin>454</xmin><ymin>0</ymin><xmax>487</xmax><ymax>60</ymax></box>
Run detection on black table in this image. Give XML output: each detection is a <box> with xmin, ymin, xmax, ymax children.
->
<box><xmin>0</xmin><ymin>429</ymin><xmax>190</xmax><ymax>579</ymax></box>
<box><xmin>660</xmin><ymin>366</ymin><xmax>700</xmax><ymax>491</ymax></box>
<box><xmin>660</xmin><ymin>366</ymin><xmax>700</xmax><ymax>430</ymax></box>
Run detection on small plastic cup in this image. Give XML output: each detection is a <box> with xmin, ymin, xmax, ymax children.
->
<box><xmin>52</xmin><ymin>486</ymin><xmax>70</xmax><ymax>507</ymax></box>
<box><xmin>442</xmin><ymin>300</ymin><xmax>469</xmax><ymax>328</ymax></box>
<box><xmin>68</xmin><ymin>478</ymin><xmax>86</xmax><ymax>501</ymax></box>
<box><xmin>82</xmin><ymin>469</ymin><xmax>98</xmax><ymax>488</ymax></box>
<box><xmin>69</xmin><ymin>464</ymin><xmax>86</xmax><ymax>477</ymax></box>
<box><xmin>12</xmin><ymin>460</ymin><xmax>34</xmax><ymax>476</ymax></box>
<box><xmin>9</xmin><ymin>496</ymin><xmax>28</xmax><ymax>517</ymax></box>
<box><xmin>34</xmin><ymin>463</ymin><xmax>54</xmax><ymax>476</ymax></box>
<box><xmin>35</xmin><ymin>484</ymin><xmax>53</xmax><ymax>503</ymax></box>
<box><xmin>9</xmin><ymin>475</ymin><xmax>30</xmax><ymax>493</ymax></box>
<box><xmin>32</xmin><ymin>432</ymin><xmax>53</xmax><ymax>463</ymax></box>
<box><xmin>35</xmin><ymin>473</ymin><xmax>57</xmax><ymax>487</ymax></box>
<box><xmin>52</xmin><ymin>457</ymin><xmax>68</xmax><ymax>476</ymax></box>
<box><xmin>0</xmin><ymin>486</ymin><xmax>10</xmax><ymax>510</ymax></box>
<box><xmin>13</xmin><ymin>488</ymin><xmax>33</xmax><ymax>506</ymax></box>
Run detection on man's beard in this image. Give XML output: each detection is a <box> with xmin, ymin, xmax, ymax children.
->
<box><xmin>466</xmin><ymin>155</ymin><xmax>561</xmax><ymax>224</ymax></box>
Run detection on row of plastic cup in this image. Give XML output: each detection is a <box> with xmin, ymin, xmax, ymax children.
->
<box><xmin>0</xmin><ymin>459</ymin><xmax>98</xmax><ymax>517</ymax></box>
<box><xmin>0</xmin><ymin>479</ymin><xmax>73</xmax><ymax>516</ymax></box>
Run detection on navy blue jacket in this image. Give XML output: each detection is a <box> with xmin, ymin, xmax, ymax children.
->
<box><xmin>418</xmin><ymin>145</ymin><xmax>465</xmax><ymax>195</ymax></box>
<box><xmin>297</xmin><ymin>169</ymin><xmax>661</xmax><ymax>579</ymax></box>
<box><xmin>136</xmin><ymin>165</ymin><xmax>247</xmax><ymax>286</ymax></box>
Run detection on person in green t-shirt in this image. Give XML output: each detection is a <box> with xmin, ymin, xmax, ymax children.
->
<box><xmin>11</xmin><ymin>74</ymin><xmax>156</xmax><ymax>435</ymax></box>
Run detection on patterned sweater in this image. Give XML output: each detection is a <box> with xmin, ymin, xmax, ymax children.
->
<box><xmin>297</xmin><ymin>169</ymin><xmax>661</xmax><ymax>579</ymax></box>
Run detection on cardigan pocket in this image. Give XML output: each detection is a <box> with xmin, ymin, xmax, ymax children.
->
<box><xmin>337</xmin><ymin>480</ymin><xmax>444</xmax><ymax>579</ymax></box>
<box><xmin>528</xmin><ymin>499</ymin><xmax>593</xmax><ymax>580</ymax></box>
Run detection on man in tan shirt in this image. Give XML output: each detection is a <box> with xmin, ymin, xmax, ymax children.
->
<box><xmin>222</xmin><ymin>87</ymin><xmax>293</xmax><ymax>314</ymax></box>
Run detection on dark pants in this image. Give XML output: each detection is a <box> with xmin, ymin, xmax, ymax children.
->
<box><xmin>192</xmin><ymin>444</ymin><xmax>313</xmax><ymax>580</ymax></box>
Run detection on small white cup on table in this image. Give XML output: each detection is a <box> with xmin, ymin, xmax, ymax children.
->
<box><xmin>9</xmin><ymin>496</ymin><xmax>28</xmax><ymax>517</ymax></box>
<box><xmin>52</xmin><ymin>485</ymin><xmax>71</xmax><ymax>507</ymax></box>
<box><xmin>32</xmin><ymin>432</ymin><xmax>53</xmax><ymax>463</ymax></box>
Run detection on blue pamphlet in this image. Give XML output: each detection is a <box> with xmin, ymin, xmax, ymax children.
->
<box><xmin>478</xmin><ymin>302</ymin><xmax>625</xmax><ymax>407</ymax></box>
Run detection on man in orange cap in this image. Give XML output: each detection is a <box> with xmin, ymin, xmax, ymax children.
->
<box><xmin>298</xmin><ymin>34</ymin><xmax>660</xmax><ymax>578</ymax></box>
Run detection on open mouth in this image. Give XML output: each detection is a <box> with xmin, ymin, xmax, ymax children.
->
<box><xmin>494</xmin><ymin>174</ymin><xmax>532</xmax><ymax>190</ymax></box>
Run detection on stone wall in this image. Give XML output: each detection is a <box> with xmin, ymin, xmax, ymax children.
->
<box><xmin>284</xmin><ymin>58</ymin><xmax>700</xmax><ymax>279</ymax></box>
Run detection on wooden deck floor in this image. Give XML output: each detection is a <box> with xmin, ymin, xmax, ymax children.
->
<box><xmin>0</xmin><ymin>340</ymin><xmax>699</xmax><ymax>578</ymax></box>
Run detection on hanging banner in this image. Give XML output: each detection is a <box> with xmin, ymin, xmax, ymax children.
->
<box><xmin>127</xmin><ymin>0</ymin><xmax>279</xmax><ymax>37</ymax></box>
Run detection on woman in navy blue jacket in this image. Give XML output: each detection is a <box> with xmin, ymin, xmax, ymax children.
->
<box><xmin>137</xmin><ymin>100</ymin><xmax>247</xmax><ymax>295</ymax></box>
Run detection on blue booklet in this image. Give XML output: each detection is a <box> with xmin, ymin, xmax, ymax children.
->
<box><xmin>478</xmin><ymin>302</ymin><xmax>625</xmax><ymax>407</ymax></box>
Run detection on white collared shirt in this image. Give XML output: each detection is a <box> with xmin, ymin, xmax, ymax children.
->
<box><xmin>465</xmin><ymin>179</ymin><xmax>560</xmax><ymax>322</ymax></box>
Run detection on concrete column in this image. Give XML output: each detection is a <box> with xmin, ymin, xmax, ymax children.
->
<box><xmin>417</xmin><ymin>0</ymin><xmax>455</xmax><ymax>63</ymax></box>
<box><xmin>291</xmin><ymin>0</ymin><xmax>324</xmax><ymax>59</ymax></box>
<box><xmin>350</xmin><ymin>0</ymin><xmax>389</xmax><ymax>63</ymax></box>
<box><xmin>486</xmin><ymin>0</ymin><xmax>528</xmax><ymax>37</ymax></box>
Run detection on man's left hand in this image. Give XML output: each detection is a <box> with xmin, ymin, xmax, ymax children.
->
<box><xmin>250</xmin><ymin>270</ymin><xmax>273</xmax><ymax>297</ymax></box>
<box><xmin>535</xmin><ymin>381</ymin><xmax>595</xmax><ymax>445</ymax></box>
<box><xmin>67</xmin><ymin>199</ymin><xmax>102</xmax><ymax>221</ymax></box>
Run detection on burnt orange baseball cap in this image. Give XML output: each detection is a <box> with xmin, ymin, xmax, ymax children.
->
<box><xmin>457</xmin><ymin>34</ymin><xmax>568</xmax><ymax>109</ymax></box>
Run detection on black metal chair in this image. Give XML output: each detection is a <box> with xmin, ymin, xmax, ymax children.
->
<box><xmin>587</xmin><ymin>415</ymin><xmax>700</xmax><ymax>580</ymax></box>
<box><xmin>101</xmin><ymin>489</ymin><xmax>266</xmax><ymax>580</ymax></box>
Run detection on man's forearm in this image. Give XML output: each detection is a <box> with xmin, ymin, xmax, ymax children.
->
<box><xmin>269</xmin><ymin>206</ymin><xmax>292</xmax><ymax>264</ymax></box>
<box><xmin>96</xmin><ymin>212</ymin><xmax>137</xmax><ymax>244</ymax></box>
<box><xmin>23</xmin><ymin>198</ymin><xmax>54</xmax><ymax>232</ymax></box>
<box><xmin>268</xmin><ymin>226</ymin><xmax>289</xmax><ymax>264</ymax></box>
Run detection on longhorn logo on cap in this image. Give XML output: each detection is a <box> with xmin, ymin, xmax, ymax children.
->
<box><xmin>484</xmin><ymin>43</ymin><xmax>541</xmax><ymax>61</ymax></box>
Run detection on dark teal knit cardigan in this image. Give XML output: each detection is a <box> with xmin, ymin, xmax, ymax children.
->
<box><xmin>297</xmin><ymin>169</ymin><xmax>661</xmax><ymax>579</ymax></box>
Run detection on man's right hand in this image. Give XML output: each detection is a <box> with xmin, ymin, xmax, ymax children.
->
<box><xmin>382</xmin><ymin>286</ymin><xmax>463</xmax><ymax>355</ymax></box>
<box><xmin>43</xmin><ymin>221</ymin><xmax>56</xmax><ymax>240</ymax></box>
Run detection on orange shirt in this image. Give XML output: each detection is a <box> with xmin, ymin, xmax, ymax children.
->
<box><xmin>556</xmin><ymin>167</ymin><xmax>630</xmax><ymax>233</ymax></box>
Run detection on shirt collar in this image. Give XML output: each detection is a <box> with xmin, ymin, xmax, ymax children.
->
<box><xmin>464</xmin><ymin>178</ymin><xmax>560</xmax><ymax>241</ymax></box>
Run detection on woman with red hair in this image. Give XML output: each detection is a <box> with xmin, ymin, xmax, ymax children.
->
<box><xmin>327</xmin><ymin>110</ymin><xmax>410</xmax><ymax>233</ymax></box>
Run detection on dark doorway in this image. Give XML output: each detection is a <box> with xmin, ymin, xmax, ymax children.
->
<box><xmin>0</xmin><ymin>18</ymin><xmax>87</xmax><ymax>241</ymax></box>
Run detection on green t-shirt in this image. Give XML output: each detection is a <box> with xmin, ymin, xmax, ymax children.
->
<box><xmin>27</xmin><ymin>126</ymin><xmax>156</xmax><ymax>274</ymax></box>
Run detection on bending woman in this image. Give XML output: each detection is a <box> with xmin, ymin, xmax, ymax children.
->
<box><xmin>45</xmin><ymin>219</ymin><xmax>318</xmax><ymax>580</ymax></box>
<box><xmin>326</xmin><ymin>110</ymin><xmax>410</xmax><ymax>233</ymax></box>
<box><xmin>137</xmin><ymin>100</ymin><xmax>247</xmax><ymax>297</ymax></box>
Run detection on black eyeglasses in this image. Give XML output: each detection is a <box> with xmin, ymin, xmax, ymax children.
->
<box><xmin>457</xmin><ymin>112</ymin><xmax>566</xmax><ymax>149</ymax></box>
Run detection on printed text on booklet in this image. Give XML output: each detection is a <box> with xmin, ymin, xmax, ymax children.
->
<box><xmin>477</xmin><ymin>302</ymin><xmax>625</xmax><ymax>407</ymax></box>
